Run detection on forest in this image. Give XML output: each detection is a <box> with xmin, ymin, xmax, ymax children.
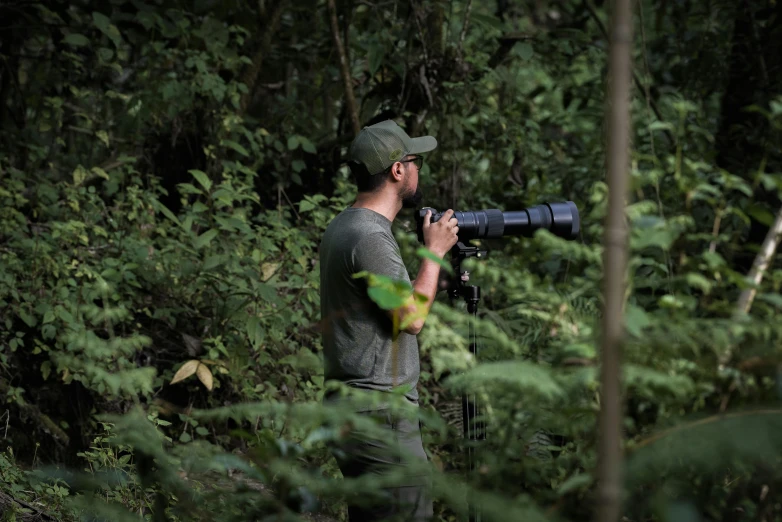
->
<box><xmin>1</xmin><ymin>0</ymin><xmax>782</xmax><ymax>520</ymax></box>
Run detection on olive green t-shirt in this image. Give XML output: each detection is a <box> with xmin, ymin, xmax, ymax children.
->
<box><xmin>319</xmin><ymin>207</ymin><xmax>419</xmax><ymax>406</ymax></box>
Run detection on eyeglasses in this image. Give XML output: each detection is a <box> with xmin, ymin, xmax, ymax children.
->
<box><xmin>400</xmin><ymin>156</ymin><xmax>424</xmax><ymax>170</ymax></box>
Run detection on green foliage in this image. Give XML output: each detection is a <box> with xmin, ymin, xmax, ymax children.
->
<box><xmin>2</xmin><ymin>0</ymin><xmax>782</xmax><ymax>521</ymax></box>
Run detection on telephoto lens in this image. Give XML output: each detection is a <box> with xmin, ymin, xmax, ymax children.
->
<box><xmin>416</xmin><ymin>202</ymin><xmax>580</xmax><ymax>243</ymax></box>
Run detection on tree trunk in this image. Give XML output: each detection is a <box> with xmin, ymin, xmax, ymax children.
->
<box><xmin>596</xmin><ymin>0</ymin><xmax>633</xmax><ymax>521</ymax></box>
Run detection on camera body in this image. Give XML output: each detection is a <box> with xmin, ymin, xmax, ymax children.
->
<box><xmin>415</xmin><ymin>202</ymin><xmax>580</xmax><ymax>244</ymax></box>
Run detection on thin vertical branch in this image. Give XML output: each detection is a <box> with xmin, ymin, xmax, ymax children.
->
<box><xmin>327</xmin><ymin>0</ymin><xmax>361</xmax><ymax>136</ymax></box>
<box><xmin>597</xmin><ymin>0</ymin><xmax>633</xmax><ymax>521</ymax></box>
<box><xmin>239</xmin><ymin>0</ymin><xmax>287</xmax><ymax>115</ymax></box>
<box><xmin>457</xmin><ymin>0</ymin><xmax>473</xmax><ymax>62</ymax></box>
<box><xmin>735</xmin><ymin>207</ymin><xmax>782</xmax><ymax>315</ymax></box>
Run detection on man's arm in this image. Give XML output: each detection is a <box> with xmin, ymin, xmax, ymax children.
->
<box><xmin>398</xmin><ymin>258</ymin><xmax>444</xmax><ymax>335</ymax></box>
<box><xmin>396</xmin><ymin>209</ymin><xmax>459</xmax><ymax>335</ymax></box>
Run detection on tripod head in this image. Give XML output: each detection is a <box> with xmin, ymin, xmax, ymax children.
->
<box><xmin>446</xmin><ymin>241</ymin><xmax>488</xmax><ymax>313</ymax></box>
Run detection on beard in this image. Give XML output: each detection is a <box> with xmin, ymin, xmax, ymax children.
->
<box><xmin>401</xmin><ymin>186</ymin><xmax>423</xmax><ymax>209</ymax></box>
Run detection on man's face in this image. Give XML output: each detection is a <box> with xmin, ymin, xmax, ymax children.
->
<box><xmin>400</xmin><ymin>155</ymin><xmax>423</xmax><ymax>209</ymax></box>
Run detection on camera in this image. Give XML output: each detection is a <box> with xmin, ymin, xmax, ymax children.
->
<box><xmin>415</xmin><ymin>202</ymin><xmax>580</xmax><ymax>244</ymax></box>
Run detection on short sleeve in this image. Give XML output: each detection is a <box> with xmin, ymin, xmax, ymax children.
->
<box><xmin>353</xmin><ymin>231</ymin><xmax>411</xmax><ymax>283</ymax></box>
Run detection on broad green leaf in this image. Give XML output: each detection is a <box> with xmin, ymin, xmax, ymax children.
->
<box><xmin>18</xmin><ymin>310</ymin><xmax>37</xmax><ymax>328</ymax></box>
<box><xmin>223</xmin><ymin>139</ymin><xmax>249</xmax><ymax>157</ymax></box>
<box><xmin>203</xmin><ymin>255</ymin><xmax>224</xmax><ymax>271</ymax></box>
<box><xmin>300</xmin><ymin>137</ymin><xmax>316</xmax><ymax>154</ymax></box>
<box><xmin>64</xmin><ymin>33</ymin><xmax>90</xmax><ymax>47</ymax></box>
<box><xmin>156</xmin><ymin>203</ymin><xmax>181</xmax><ymax>227</ymax></box>
<box><xmin>287</xmin><ymin>135</ymin><xmax>300</xmax><ymax>150</ymax></box>
<box><xmin>292</xmin><ymin>159</ymin><xmax>306</xmax><ymax>172</ymax></box>
<box><xmin>516</xmin><ymin>42</ymin><xmax>534</xmax><ymax>60</ymax></box>
<box><xmin>193</xmin><ymin>229</ymin><xmax>219</xmax><ymax>249</ymax></box>
<box><xmin>368</xmin><ymin>44</ymin><xmax>384</xmax><ymax>75</ymax></box>
<box><xmin>246</xmin><ymin>316</ymin><xmax>265</xmax><ymax>349</ymax></box>
<box><xmin>92</xmin><ymin>12</ymin><xmax>122</xmax><ymax>47</ymax></box>
<box><xmin>625</xmin><ymin>304</ymin><xmax>651</xmax><ymax>338</ymax></box>
<box><xmin>189</xmin><ymin>169</ymin><xmax>212</xmax><ymax>191</ymax></box>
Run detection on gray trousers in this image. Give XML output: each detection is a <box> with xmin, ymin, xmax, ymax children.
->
<box><xmin>332</xmin><ymin>409</ymin><xmax>433</xmax><ymax>522</ymax></box>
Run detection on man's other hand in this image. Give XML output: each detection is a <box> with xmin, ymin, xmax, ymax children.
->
<box><xmin>422</xmin><ymin>209</ymin><xmax>459</xmax><ymax>258</ymax></box>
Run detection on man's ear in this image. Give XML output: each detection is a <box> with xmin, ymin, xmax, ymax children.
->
<box><xmin>389</xmin><ymin>161</ymin><xmax>404</xmax><ymax>182</ymax></box>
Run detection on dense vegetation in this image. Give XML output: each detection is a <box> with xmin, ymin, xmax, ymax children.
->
<box><xmin>1</xmin><ymin>0</ymin><xmax>782</xmax><ymax>520</ymax></box>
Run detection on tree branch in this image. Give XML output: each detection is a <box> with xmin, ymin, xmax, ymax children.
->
<box><xmin>736</xmin><ymin>206</ymin><xmax>782</xmax><ymax>315</ymax></box>
<box><xmin>327</xmin><ymin>0</ymin><xmax>361</xmax><ymax>136</ymax></box>
<box><xmin>239</xmin><ymin>0</ymin><xmax>288</xmax><ymax>115</ymax></box>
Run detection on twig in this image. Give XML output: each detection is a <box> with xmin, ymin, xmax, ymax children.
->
<box><xmin>280</xmin><ymin>186</ymin><xmax>301</xmax><ymax>221</ymax></box>
<box><xmin>239</xmin><ymin>1</ymin><xmax>288</xmax><ymax>114</ymax></box>
<box><xmin>457</xmin><ymin>0</ymin><xmax>473</xmax><ymax>62</ymax></box>
<box><xmin>0</xmin><ymin>491</ymin><xmax>58</xmax><ymax>521</ymax></box>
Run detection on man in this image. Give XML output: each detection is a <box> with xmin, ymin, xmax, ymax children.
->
<box><xmin>319</xmin><ymin>120</ymin><xmax>459</xmax><ymax>520</ymax></box>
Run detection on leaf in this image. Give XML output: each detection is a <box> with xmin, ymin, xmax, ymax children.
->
<box><xmin>41</xmin><ymin>361</ymin><xmax>51</xmax><ymax>381</ymax></box>
<box><xmin>96</xmin><ymin>130</ymin><xmax>110</xmax><ymax>147</ymax></box>
<box><xmin>72</xmin><ymin>165</ymin><xmax>88</xmax><ymax>186</ymax></box>
<box><xmin>368</xmin><ymin>44</ymin><xmax>385</xmax><ymax>75</ymax></box>
<box><xmin>246</xmin><ymin>316</ymin><xmax>265</xmax><ymax>349</ymax></box>
<box><xmin>516</xmin><ymin>42</ymin><xmax>534</xmax><ymax>60</ymax></box>
<box><xmin>300</xmin><ymin>137</ymin><xmax>317</xmax><ymax>154</ymax></box>
<box><xmin>189</xmin><ymin>169</ymin><xmax>212</xmax><ymax>191</ymax></box>
<box><xmin>287</xmin><ymin>135</ymin><xmax>300</xmax><ymax>150</ymax></box>
<box><xmin>170</xmin><ymin>360</ymin><xmax>199</xmax><ymax>385</ymax></box>
<box><xmin>193</xmin><ymin>229</ymin><xmax>219</xmax><ymax>249</ymax></box>
<box><xmin>367</xmin><ymin>286</ymin><xmax>409</xmax><ymax>310</ymax></box>
<box><xmin>196</xmin><ymin>363</ymin><xmax>213</xmax><ymax>391</ymax></box>
<box><xmin>92</xmin><ymin>12</ymin><xmax>122</xmax><ymax>47</ymax></box>
<box><xmin>746</xmin><ymin>203</ymin><xmax>775</xmax><ymax>227</ymax></box>
<box><xmin>416</xmin><ymin>247</ymin><xmax>454</xmax><ymax>275</ymax></box>
<box><xmin>299</xmin><ymin>199</ymin><xmax>315</xmax><ymax>212</ymax></box>
<box><xmin>203</xmin><ymin>255</ymin><xmax>223</xmax><ymax>271</ymax></box>
<box><xmin>223</xmin><ymin>139</ymin><xmax>249</xmax><ymax>157</ymax></box>
<box><xmin>18</xmin><ymin>310</ymin><xmax>37</xmax><ymax>327</ymax></box>
<box><xmin>446</xmin><ymin>361</ymin><xmax>563</xmax><ymax>399</ymax></box>
<box><xmin>556</xmin><ymin>473</ymin><xmax>592</xmax><ymax>495</ymax></box>
<box><xmin>64</xmin><ymin>33</ymin><xmax>90</xmax><ymax>47</ymax></box>
<box><xmin>292</xmin><ymin>159</ymin><xmax>306</xmax><ymax>172</ymax></box>
<box><xmin>156</xmin><ymin>202</ymin><xmax>181</xmax><ymax>227</ymax></box>
<box><xmin>625</xmin><ymin>304</ymin><xmax>651</xmax><ymax>338</ymax></box>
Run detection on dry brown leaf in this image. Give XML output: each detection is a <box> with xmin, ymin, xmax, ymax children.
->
<box><xmin>170</xmin><ymin>360</ymin><xmax>199</xmax><ymax>385</ymax></box>
<box><xmin>196</xmin><ymin>363</ymin><xmax>214</xmax><ymax>391</ymax></box>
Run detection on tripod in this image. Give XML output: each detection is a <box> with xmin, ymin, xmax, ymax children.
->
<box><xmin>446</xmin><ymin>241</ymin><xmax>487</xmax><ymax>522</ymax></box>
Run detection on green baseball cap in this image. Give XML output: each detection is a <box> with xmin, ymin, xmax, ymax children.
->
<box><xmin>348</xmin><ymin>120</ymin><xmax>437</xmax><ymax>176</ymax></box>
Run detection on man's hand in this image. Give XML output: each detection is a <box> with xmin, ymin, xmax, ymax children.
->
<box><xmin>422</xmin><ymin>209</ymin><xmax>459</xmax><ymax>258</ymax></box>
